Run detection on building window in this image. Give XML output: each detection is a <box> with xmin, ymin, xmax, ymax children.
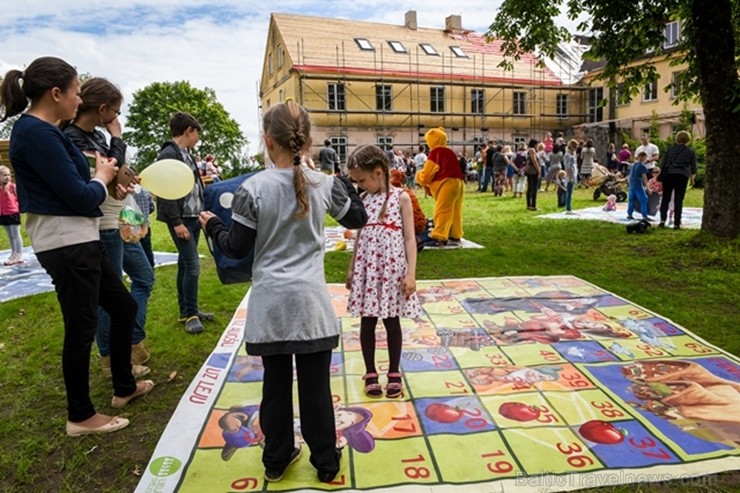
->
<box><xmin>614</xmin><ymin>84</ymin><xmax>629</xmax><ymax>106</ymax></box>
<box><xmin>471</xmin><ymin>89</ymin><xmax>484</xmax><ymax>114</ymax></box>
<box><xmin>330</xmin><ymin>136</ymin><xmax>348</xmax><ymax>163</ymax></box>
<box><xmin>266</xmin><ymin>99</ymin><xmax>271</xmax><ymax>110</ymax></box>
<box><xmin>450</xmin><ymin>46</ymin><xmax>467</xmax><ymax>58</ymax></box>
<box><xmin>377</xmin><ymin>136</ymin><xmax>394</xmax><ymax>151</ymax></box>
<box><xmin>268</xmin><ymin>53</ymin><xmax>273</xmax><ymax>76</ymax></box>
<box><xmin>376</xmin><ymin>85</ymin><xmax>392</xmax><ymax>112</ymax></box>
<box><xmin>588</xmin><ymin>87</ymin><xmax>604</xmax><ymax>122</ymax></box>
<box><xmin>388</xmin><ymin>41</ymin><xmax>407</xmax><ymax>53</ymax></box>
<box><xmin>643</xmin><ymin>81</ymin><xmax>658</xmax><ymax>102</ymax></box>
<box><xmin>556</xmin><ymin>94</ymin><xmax>568</xmax><ymax>117</ymax></box>
<box><xmin>671</xmin><ymin>71</ymin><xmax>684</xmax><ymax>99</ymax></box>
<box><xmin>355</xmin><ymin>38</ymin><xmax>374</xmax><ymax>51</ymax></box>
<box><xmin>513</xmin><ymin>136</ymin><xmax>527</xmax><ymax>146</ymax></box>
<box><xmin>664</xmin><ymin>21</ymin><xmax>681</xmax><ymax>48</ymax></box>
<box><xmin>328</xmin><ymin>83</ymin><xmax>346</xmax><ymax>111</ymax></box>
<box><xmin>276</xmin><ymin>44</ymin><xmax>283</xmax><ymax>68</ymax></box>
<box><xmin>513</xmin><ymin>91</ymin><xmax>526</xmax><ymax>115</ymax></box>
<box><xmin>278</xmin><ymin>89</ymin><xmax>284</xmax><ymax>103</ymax></box>
<box><xmin>430</xmin><ymin>87</ymin><xmax>445</xmax><ymax>113</ymax></box>
<box><xmin>420</xmin><ymin>43</ymin><xmax>438</xmax><ymax>56</ymax></box>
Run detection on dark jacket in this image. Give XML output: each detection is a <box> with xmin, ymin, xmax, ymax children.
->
<box><xmin>10</xmin><ymin>115</ymin><xmax>106</xmax><ymax>216</ymax></box>
<box><xmin>155</xmin><ymin>141</ymin><xmax>204</xmax><ymax>226</ymax></box>
<box><xmin>661</xmin><ymin>144</ymin><xmax>697</xmax><ymax>179</ymax></box>
<box><xmin>63</xmin><ymin>124</ymin><xmax>126</xmax><ymax>166</ymax></box>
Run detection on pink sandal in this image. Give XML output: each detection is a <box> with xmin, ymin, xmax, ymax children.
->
<box><xmin>363</xmin><ymin>373</ymin><xmax>383</xmax><ymax>398</ymax></box>
<box><xmin>386</xmin><ymin>372</ymin><xmax>404</xmax><ymax>399</ymax></box>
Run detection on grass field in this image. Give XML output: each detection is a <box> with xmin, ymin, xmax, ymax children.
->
<box><xmin>0</xmin><ymin>184</ymin><xmax>738</xmax><ymax>493</ymax></box>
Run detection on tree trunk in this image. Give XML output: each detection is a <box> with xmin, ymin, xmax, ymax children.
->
<box><xmin>692</xmin><ymin>0</ymin><xmax>740</xmax><ymax>238</ymax></box>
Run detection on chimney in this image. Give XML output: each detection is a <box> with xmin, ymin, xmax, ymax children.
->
<box><xmin>405</xmin><ymin>10</ymin><xmax>418</xmax><ymax>30</ymax></box>
<box><xmin>445</xmin><ymin>14</ymin><xmax>462</xmax><ymax>32</ymax></box>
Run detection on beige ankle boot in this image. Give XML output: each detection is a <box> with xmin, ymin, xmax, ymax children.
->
<box><xmin>131</xmin><ymin>342</ymin><xmax>151</xmax><ymax>365</ymax></box>
<box><xmin>100</xmin><ymin>355</ymin><xmax>151</xmax><ymax>380</ymax></box>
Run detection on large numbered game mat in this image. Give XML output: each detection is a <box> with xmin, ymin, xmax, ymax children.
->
<box><xmin>539</xmin><ymin>205</ymin><xmax>703</xmax><ymax>229</ymax></box>
<box><xmin>136</xmin><ymin>276</ymin><xmax>740</xmax><ymax>493</ymax></box>
<box><xmin>0</xmin><ymin>247</ymin><xmax>179</xmax><ymax>303</ymax></box>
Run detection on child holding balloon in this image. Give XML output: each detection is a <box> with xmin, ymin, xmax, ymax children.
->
<box><xmin>200</xmin><ymin>100</ymin><xmax>367</xmax><ymax>483</ymax></box>
<box><xmin>155</xmin><ymin>112</ymin><xmax>213</xmax><ymax>334</ymax></box>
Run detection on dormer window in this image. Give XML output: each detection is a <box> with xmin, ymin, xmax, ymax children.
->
<box><xmin>420</xmin><ymin>43</ymin><xmax>438</xmax><ymax>56</ymax></box>
<box><xmin>355</xmin><ymin>38</ymin><xmax>374</xmax><ymax>51</ymax></box>
<box><xmin>388</xmin><ymin>41</ymin><xmax>407</xmax><ymax>53</ymax></box>
<box><xmin>450</xmin><ymin>46</ymin><xmax>468</xmax><ymax>58</ymax></box>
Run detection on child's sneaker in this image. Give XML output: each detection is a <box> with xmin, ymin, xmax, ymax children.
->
<box><xmin>317</xmin><ymin>448</ymin><xmax>342</xmax><ymax>483</ymax></box>
<box><xmin>265</xmin><ymin>445</ymin><xmax>302</xmax><ymax>482</ymax></box>
<box><xmin>178</xmin><ymin>312</ymin><xmax>215</xmax><ymax>323</ymax></box>
<box><xmin>184</xmin><ymin>316</ymin><xmax>205</xmax><ymax>334</ymax></box>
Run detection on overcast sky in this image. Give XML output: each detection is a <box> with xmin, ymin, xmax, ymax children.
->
<box><xmin>0</xmin><ymin>1</ymin><xmax>581</xmax><ymax>159</ymax></box>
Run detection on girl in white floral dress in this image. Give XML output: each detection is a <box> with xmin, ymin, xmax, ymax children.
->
<box><xmin>346</xmin><ymin>145</ymin><xmax>421</xmax><ymax>399</ymax></box>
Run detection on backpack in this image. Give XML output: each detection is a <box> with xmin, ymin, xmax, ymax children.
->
<box><xmin>202</xmin><ymin>172</ymin><xmax>260</xmax><ymax>284</ymax></box>
<box><xmin>513</xmin><ymin>152</ymin><xmax>526</xmax><ymax>169</ymax></box>
<box><xmin>626</xmin><ymin>219</ymin><xmax>651</xmax><ymax>234</ymax></box>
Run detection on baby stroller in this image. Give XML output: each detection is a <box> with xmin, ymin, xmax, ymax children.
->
<box><xmin>590</xmin><ymin>163</ymin><xmax>627</xmax><ymax>202</ymax></box>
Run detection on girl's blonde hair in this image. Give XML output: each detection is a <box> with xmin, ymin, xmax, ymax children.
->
<box><xmin>347</xmin><ymin>144</ymin><xmax>390</xmax><ymax>220</ymax></box>
<box><xmin>262</xmin><ymin>100</ymin><xmax>314</xmax><ymax>218</ymax></box>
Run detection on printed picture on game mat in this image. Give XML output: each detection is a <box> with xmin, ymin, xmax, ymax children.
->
<box><xmin>136</xmin><ymin>277</ymin><xmax>740</xmax><ymax>493</ymax></box>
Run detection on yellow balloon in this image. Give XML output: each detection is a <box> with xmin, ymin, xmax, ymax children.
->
<box><xmin>139</xmin><ymin>159</ymin><xmax>195</xmax><ymax>200</ymax></box>
<box><xmin>334</xmin><ymin>240</ymin><xmax>347</xmax><ymax>251</ymax></box>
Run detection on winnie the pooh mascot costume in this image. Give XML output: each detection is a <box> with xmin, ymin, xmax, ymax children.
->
<box><xmin>415</xmin><ymin>128</ymin><xmax>465</xmax><ymax>246</ymax></box>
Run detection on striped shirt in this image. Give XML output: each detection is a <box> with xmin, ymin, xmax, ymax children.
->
<box><xmin>661</xmin><ymin>144</ymin><xmax>697</xmax><ymax>178</ymax></box>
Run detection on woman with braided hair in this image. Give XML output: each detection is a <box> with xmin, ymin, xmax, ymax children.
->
<box><xmin>200</xmin><ymin>100</ymin><xmax>366</xmax><ymax>483</ymax></box>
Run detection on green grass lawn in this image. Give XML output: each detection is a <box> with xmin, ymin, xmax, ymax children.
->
<box><xmin>0</xmin><ymin>185</ymin><xmax>738</xmax><ymax>492</ymax></box>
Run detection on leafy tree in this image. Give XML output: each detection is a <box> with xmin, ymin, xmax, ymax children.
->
<box><xmin>123</xmin><ymin>81</ymin><xmax>247</xmax><ymax>172</ymax></box>
<box><xmin>488</xmin><ymin>0</ymin><xmax>740</xmax><ymax>238</ymax></box>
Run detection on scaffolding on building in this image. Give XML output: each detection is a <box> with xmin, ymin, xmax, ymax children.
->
<box><xmin>262</xmin><ymin>14</ymin><xmax>591</xmax><ymax>159</ymax></box>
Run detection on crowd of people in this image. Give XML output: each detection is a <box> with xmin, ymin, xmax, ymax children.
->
<box><xmin>458</xmin><ymin>131</ymin><xmax>696</xmax><ymax>227</ymax></box>
<box><xmin>0</xmin><ymin>55</ymin><xmax>699</xmax><ymax>485</ymax></box>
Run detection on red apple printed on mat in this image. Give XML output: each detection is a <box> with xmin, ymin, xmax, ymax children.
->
<box><xmin>498</xmin><ymin>402</ymin><xmax>541</xmax><ymax>422</ymax></box>
<box><xmin>578</xmin><ymin>420</ymin><xmax>625</xmax><ymax>444</ymax></box>
<box><xmin>425</xmin><ymin>403</ymin><xmax>463</xmax><ymax>423</ymax></box>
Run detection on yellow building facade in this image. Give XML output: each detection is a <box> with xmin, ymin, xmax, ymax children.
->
<box><xmin>580</xmin><ymin>21</ymin><xmax>704</xmax><ymax>140</ymax></box>
<box><xmin>260</xmin><ymin>12</ymin><xmax>588</xmax><ymax>162</ymax></box>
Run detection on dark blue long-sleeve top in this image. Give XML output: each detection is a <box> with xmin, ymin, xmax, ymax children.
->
<box><xmin>9</xmin><ymin>114</ymin><xmax>107</xmax><ymax>216</ymax></box>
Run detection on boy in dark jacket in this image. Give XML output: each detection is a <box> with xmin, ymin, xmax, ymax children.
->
<box><xmin>156</xmin><ymin>112</ymin><xmax>213</xmax><ymax>334</ymax></box>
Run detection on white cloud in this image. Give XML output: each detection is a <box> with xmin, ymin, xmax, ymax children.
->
<box><xmin>0</xmin><ymin>1</ymin><xmax>583</xmax><ymax>160</ymax></box>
